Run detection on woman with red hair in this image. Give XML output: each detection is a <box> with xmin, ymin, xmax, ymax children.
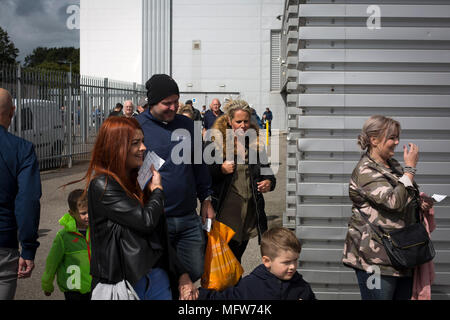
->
<box><xmin>76</xmin><ymin>116</ymin><xmax>196</xmax><ymax>300</ymax></box>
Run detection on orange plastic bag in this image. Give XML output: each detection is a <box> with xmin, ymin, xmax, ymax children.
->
<box><xmin>200</xmin><ymin>220</ymin><xmax>244</xmax><ymax>291</ymax></box>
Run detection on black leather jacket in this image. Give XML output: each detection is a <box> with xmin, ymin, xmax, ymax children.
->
<box><xmin>88</xmin><ymin>174</ymin><xmax>186</xmax><ymax>289</ymax></box>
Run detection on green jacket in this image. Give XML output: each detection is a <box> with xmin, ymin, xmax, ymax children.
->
<box><xmin>41</xmin><ymin>213</ymin><xmax>91</xmax><ymax>294</ymax></box>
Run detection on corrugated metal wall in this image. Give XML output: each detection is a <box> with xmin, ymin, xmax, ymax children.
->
<box><xmin>271</xmin><ymin>30</ymin><xmax>282</xmax><ymax>91</ymax></box>
<box><xmin>142</xmin><ymin>0</ymin><xmax>171</xmax><ymax>83</ymax></box>
<box><xmin>282</xmin><ymin>0</ymin><xmax>450</xmax><ymax>300</ymax></box>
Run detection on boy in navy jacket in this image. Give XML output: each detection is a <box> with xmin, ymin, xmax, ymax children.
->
<box><xmin>198</xmin><ymin>227</ymin><xmax>316</xmax><ymax>300</ymax></box>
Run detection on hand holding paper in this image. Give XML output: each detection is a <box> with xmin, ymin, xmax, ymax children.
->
<box><xmin>149</xmin><ymin>164</ymin><xmax>163</xmax><ymax>192</ymax></box>
<box><xmin>138</xmin><ymin>151</ymin><xmax>165</xmax><ymax>190</ymax></box>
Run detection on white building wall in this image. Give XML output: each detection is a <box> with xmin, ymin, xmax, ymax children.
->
<box><xmin>80</xmin><ymin>0</ymin><xmax>287</xmax><ymax>129</ymax></box>
<box><xmin>172</xmin><ymin>0</ymin><xmax>286</xmax><ymax>129</ymax></box>
<box><xmin>80</xmin><ymin>0</ymin><xmax>143</xmax><ymax>83</ymax></box>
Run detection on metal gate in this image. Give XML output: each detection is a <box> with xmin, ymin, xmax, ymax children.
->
<box><xmin>281</xmin><ymin>0</ymin><xmax>450</xmax><ymax>299</ymax></box>
<box><xmin>0</xmin><ymin>64</ymin><xmax>146</xmax><ymax>171</ymax></box>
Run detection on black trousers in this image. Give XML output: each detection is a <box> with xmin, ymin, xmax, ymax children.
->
<box><xmin>228</xmin><ymin>239</ymin><xmax>249</xmax><ymax>263</ymax></box>
<box><xmin>64</xmin><ymin>291</ymin><xmax>92</xmax><ymax>300</ymax></box>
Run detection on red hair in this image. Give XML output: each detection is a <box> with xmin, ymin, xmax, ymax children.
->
<box><xmin>67</xmin><ymin>116</ymin><xmax>144</xmax><ymax>203</ymax></box>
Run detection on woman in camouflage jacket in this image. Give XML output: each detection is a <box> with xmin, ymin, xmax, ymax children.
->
<box><xmin>342</xmin><ymin>115</ymin><xmax>433</xmax><ymax>300</ymax></box>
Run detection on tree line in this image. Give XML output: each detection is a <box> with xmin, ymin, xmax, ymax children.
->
<box><xmin>0</xmin><ymin>26</ymin><xmax>79</xmax><ymax>74</ymax></box>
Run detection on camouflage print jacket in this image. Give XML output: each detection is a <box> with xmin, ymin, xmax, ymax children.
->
<box><xmin>342</xmin><ymin>153</ymin><xmax>420</xmax><ymax>277</ymax></box>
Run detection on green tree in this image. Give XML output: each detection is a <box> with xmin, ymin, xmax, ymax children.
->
<box><xmin>0</xmin><ymin>26</ymin><xmax>19</xmax><ymax>64</ymax></box>
<box><xmin>24</xmin><ymin>47</ymin><xmax>80</xmax><ymax>73</ymax></box>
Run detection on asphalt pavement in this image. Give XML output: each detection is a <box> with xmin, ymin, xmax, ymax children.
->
<box><xmin>14</xmin><ymin>131</ymin><xmax>286</xmax><ymax>300</ymax></box>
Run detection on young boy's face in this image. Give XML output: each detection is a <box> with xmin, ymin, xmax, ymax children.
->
<box><xmin>262</xmin><ymin>249</ymin><xmax>299</xmax><ymax>281</ymax></box>
<box><xmin>70</xmin><ymin>201</ymin><xmax>89</xmax><ymax>229</ymax></box>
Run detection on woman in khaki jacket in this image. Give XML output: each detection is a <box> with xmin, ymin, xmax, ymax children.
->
<box><xmin>342</xmin><ymin>115</ymin><xmax>433</xmax><ymax>300</ymax></box>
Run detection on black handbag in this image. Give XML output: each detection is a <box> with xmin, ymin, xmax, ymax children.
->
<box><xmin>357</xmin><ymin>207</ymin><xmax>435</xmax><ymax>270</ymax></box>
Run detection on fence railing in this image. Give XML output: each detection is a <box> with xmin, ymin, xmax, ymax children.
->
<box><xmin>0</xmin><ymin>63</ymin><xmax>146</xmax><ymax>171</ymax></box>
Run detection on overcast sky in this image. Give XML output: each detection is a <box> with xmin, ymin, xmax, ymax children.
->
<box><xmin>0</xmin><ymin>0</ymin><xmax>80</xmax><ymax>62</ymax></box>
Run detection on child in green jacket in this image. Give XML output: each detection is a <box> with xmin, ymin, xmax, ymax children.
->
<box><xmin>42</xmin><ymin>189</ymin><xmax>92</xmax><ymax>300</ymax></box>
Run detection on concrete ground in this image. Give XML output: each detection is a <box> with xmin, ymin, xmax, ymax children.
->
<box><xmin>14</xmin><ymin>131</ymin><xmax>286</xmax><ymax>300</ymax></box>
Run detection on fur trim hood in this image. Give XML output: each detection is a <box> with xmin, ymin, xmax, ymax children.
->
<box><xmin>209</xmin><ymin>114</ymin><xmax>261</xmax><ymax>158</ymax></box>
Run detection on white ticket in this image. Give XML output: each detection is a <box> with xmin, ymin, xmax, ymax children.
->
<box><xmin>202</xmin><ymin>218</ymin><xmax>212</xmax><ymax>233</ymax></box>
<box><xmin>137</xmin><ymin>151</ymin><xmax>165</xmax><ymax>190</ymax></box>
<box><xmin>432</xmin><ymin>194</ymin><xmax>447</xmax><ymax>203</ymax></box>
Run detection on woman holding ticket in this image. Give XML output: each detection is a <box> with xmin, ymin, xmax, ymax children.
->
<box><xmin>342</xmin><ymin>115</ymin><xmax>435</xmax><ymax>300</ymax></box>
<box><xmin>77</xmin><ymin>116</ymin><xmax>196</xmax><ymax>300</ymax></box>
<box><xmin>206</xmin><ymin>99</ymin><xmax>276</xmax><ymax>263</ymax></box>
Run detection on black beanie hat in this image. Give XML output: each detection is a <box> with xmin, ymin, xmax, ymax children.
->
<box><xmin>145</xmin><ymin>74</ymin><xmax>180</xmax><ymax>107</ymax></box>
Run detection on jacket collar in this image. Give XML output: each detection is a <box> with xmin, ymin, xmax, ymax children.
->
<box><xmin>59</xmin><ymin>212</ymin><xmax>89</xmax><ymax>236</ymax></box>
<box><xmin>251</xmin><ymin>264</ymin><xmax>302</xmax><ymax>283</ymax></box>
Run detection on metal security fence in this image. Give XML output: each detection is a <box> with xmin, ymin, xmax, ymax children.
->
<box><xmin>0</xmin><ymin>63</ymin><xmax>146</xmax><ymax>171</ymax></box>
<box><xmin>281</xmin><ymin>0</ymin><xmax>450</xmax><ymax>299</ymax></box>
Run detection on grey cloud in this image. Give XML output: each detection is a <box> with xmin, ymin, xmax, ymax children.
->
<box><xmin>14</xmin><ymin>0</ymin><xmax>46</xmax><ymax>17</ymax></box>
<box><xmin>0</xmin><ymin>0</ymin><xmax>79</xmax><ymax>62</ymax></box>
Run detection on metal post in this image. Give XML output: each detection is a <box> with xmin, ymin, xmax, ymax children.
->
<box><xmin>16</xmin><ymin>65</ymin><xmax>22</xmax><ymax>138</ymax></box>
<box><xmin>104</xmin><ymin>78</ymin><xmax>109</xmax><ymax>126</ymax></box>
<box><xmin>68</xmin><ymin>67</ymin><xmax>73</xmax><ymax>168</ymax></box>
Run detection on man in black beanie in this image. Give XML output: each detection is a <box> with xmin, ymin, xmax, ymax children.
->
<box><xmin>136</xmin><ymin>74</ymin><xmax>215</xmax><ymax>284</ymax></box>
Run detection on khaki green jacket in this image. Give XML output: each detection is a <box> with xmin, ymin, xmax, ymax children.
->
<box><xmin>342</xmin><ymin>153</ymin><xmax>420</xmax><ymax>277</ymax></box>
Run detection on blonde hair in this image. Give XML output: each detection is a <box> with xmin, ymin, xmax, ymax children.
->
<box><xmin>223</xmin><ymin>99</ymin><xmax>252</xmax><ymax>120</ymax></box>
<box><xmin>177</xmin><ymin>105</ymin><xmax>194</xmax><ymax>119</ymax></box>
<box><xmin>358</xmin><ymin>115</ymin><xmax>401</xmax><ymax>151</ymax></box>
<box><xmin>212</xmin><ymin>99</ymin><xmax>261</xmax><ymax>159</ymax></box>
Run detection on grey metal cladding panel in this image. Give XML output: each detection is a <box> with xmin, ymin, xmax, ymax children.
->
<box><xmin>298</xmin><ymin>225</ymin><xmax>450</xmax><ymax>242</ymax></box>
<box><xmin>298</xmin><ymin>225</ymin><xmax>450</xmax><ymax>243</ymax></box>
<box><xmin>298</xmin><ymin>183</ymin><xmax>348</xmax><ymax>197</ymax></box>
<box><xmin>298</xmin><ymin>160</ymin><xmax>450</xmax><ymax>175</ymax></box>
<box><xmin>297</xmin><ymin>182</ymin><xmax>450</xmax><ymax>198</ymax></box>
<box><xmin>289</xmin><ymin>0</ymin><xmax>450</xmax><ymax>299</ymax></box>
<box><xmin>301</xmin><ymin>270</ymin><xmax>356</xmax><ymax>285</ymax></box>
<box><xmin>314</xmin><ymin>292</ymin><xmax>360</xmax><ymax>300</ymax></box>
<box><xmin>297</xmin><ymin>226</ymin><xmax>347</xmax><ymax>240</ymax></box>
<box><xmin>301</xmin><ymin>248</ymin><xmax>450</xmax><ymax>264</ymax></box>
<box><xmin>298</xmin><ymin>94</ymin><xmax>450</xmax><ymax>108</ymax></box>
<box><xmin>298</xmin><ymin>49</ymin><xmax>450</xmax><ymax>63</ymax></box>
<box><xmin>299</xmin><ymin>27</ymin><xmax>450</xmax><ymax>41</ymax></box>
<box><xmin>299</xmin><ymin>5</ymin><xmax>450</xmax><ymax>18</ymax></box>
<box><xmin>298</xmin><ymin>116</ymin><xmax>450</xmax><ymax>130</ymax></box>
<box><xmin>303</xmin><ymin>269</ymin><xmax>450</xmax><ymax>286</ymax></box>
<box><xmin>297</xmin><ymin>204</ymin><xmax>450</xmax><ymax>220</ymax></box>
<box><xmin>298</xmin><ymin>139</ymin><xmax>450</xmax><ymax>153</ymax></box>
<box><xmin>297</xmin><ymin>204</ymin><xmax>352</xmax><ymax>218</ymax></box>
<box><xmin>301</xmin><ymin>248</ymin><xmax>343</xmax><ymax>263</ymax></box>
<box><xmin>298</xmin><ymin>71</ymin><xmax>450</xmax><ymax>86</ymax></box>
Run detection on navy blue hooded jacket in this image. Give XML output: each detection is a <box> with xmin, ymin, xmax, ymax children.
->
<box><xmin>198</xmin><ymin>264</ymin><xmax>316</xmax><ymax>300</ymax></box>
<box><xmin>136</xmin><ymin>110</ymin><xmax>213</xmax><ymax>217</ymax></box>
<box><xmin>0</xmin><ymin>125</ymin><xmax>41</xmax><ymax>260</ymax></box>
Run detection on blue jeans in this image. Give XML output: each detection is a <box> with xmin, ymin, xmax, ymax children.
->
<box><xmin>166</xmin><ymin>213</ymin><xmax>205</xmax><ymax>282</ymax></box>
<box><xmin>355</xmin><ymin>268</ymin><xmax>413</xmax><ymax>300</ymax></box>
<box><xmin>133</xmin><ymin>268</ymin><xmax>172</xmax><ymax>300</ymax></box>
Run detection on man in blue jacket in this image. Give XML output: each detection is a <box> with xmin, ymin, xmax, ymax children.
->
<box><xmin>136</xmin><ymin>75</ymin><xmax>215</xmax><ymax>282</ymax></box>
<box><xmin>262</xmin><ymin>107</ymin><xmax>273</xmax><ymax>136</ymax></box>
<box><xmin>0</xmin><ymin>88</ymin><xmax>41</xmax><ymax>299</ymax></box>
